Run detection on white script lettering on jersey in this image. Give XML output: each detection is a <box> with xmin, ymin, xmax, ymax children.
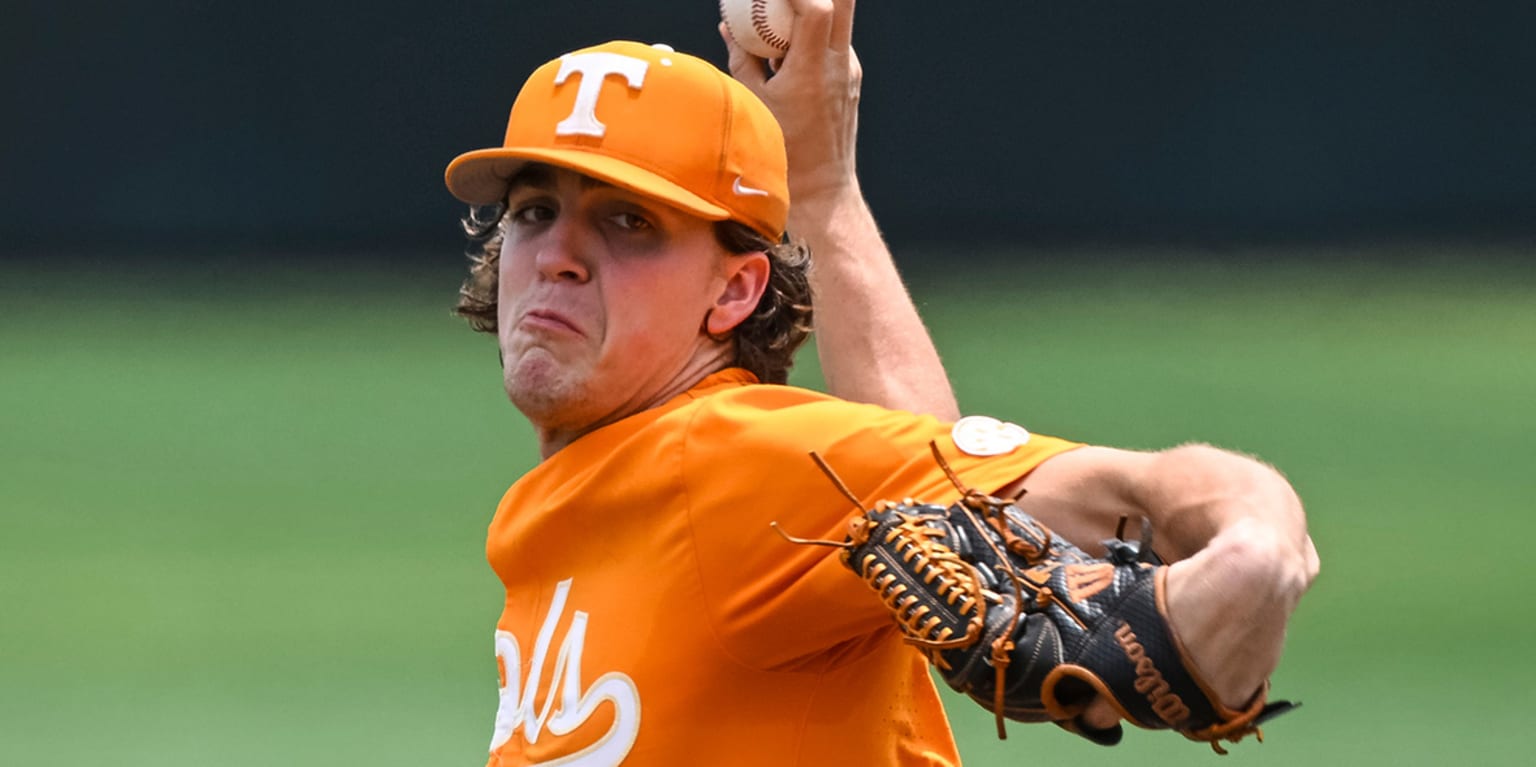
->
<box><xmin>553</xmin><ymin>52</ymin><xmax>650</xmax><ymax>138</ymax></box>
<box><xmin>490</xmin><ymin>578</ymin><xmax>641</xmax><ymax>765</ymax></box>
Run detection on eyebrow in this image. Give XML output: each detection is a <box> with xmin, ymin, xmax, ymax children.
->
<box><xmin>506</xmin><ymin>162</ymin><xmax>614</xmax><ymax>194</ymax></box>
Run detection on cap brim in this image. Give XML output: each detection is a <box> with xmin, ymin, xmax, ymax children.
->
<box><xmin>444</xmin><ymin>147</ymin><xmax>731</xmax><ymax>222</ymax></box>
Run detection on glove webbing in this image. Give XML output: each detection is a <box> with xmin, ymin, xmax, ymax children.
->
<box><xmin>787</xmin><ymin>448</ymin><xmax>1039</xmax><ymax>740</ymax></box>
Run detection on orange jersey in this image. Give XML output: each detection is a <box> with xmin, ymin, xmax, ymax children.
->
<box><xmin>484</xmin><ymin>369</ymin><xmax>1082</xmax><ymax>766</ymax></box>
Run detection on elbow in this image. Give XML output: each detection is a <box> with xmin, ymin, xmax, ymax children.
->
<box><xmin>1151</xmin><ymin>443</ymin><xmax>1319</xmax><ymax>582</ymax></box>
<box><xmin>1204</xmin><ymin>519</ymin><xmax>1320</xmax><ymax>605</ymax></box>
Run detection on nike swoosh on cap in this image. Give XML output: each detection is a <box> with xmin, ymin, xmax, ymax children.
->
<box><xmin>732</xmin><ymin>176</ymin><xmax>770</xmax><ymax>197</ymax></box>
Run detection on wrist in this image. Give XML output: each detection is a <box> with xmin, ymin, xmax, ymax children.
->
<box><xmin>787</xmin><ymin>180</ymin><xmax>869</xmax><ymax>243</ymax></box>
<box><xmin>789</xmin><ymin>174</ymin><xmax>863</xmax><ymax>218</ymax></box>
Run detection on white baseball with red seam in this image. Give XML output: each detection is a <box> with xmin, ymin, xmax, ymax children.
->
<box><xmin>720</xmin><ymin>0</ymin><xmax>793</xmax><ymax>59</ymax></box>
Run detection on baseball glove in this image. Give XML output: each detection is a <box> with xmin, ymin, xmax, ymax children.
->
<box><xmin>780</xmin><ymin>444</ymin><xmax>1297</xmax><ymax>753</ymax></box>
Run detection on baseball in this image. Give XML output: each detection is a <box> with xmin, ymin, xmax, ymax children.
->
<box><xmin>720</xmin><ymin>0</ymin><xmax>793</xmax><ymax>59</ymax></box>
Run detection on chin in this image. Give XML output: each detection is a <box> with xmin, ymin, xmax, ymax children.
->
<box><xmin>503</xmin><ymin>352</ymin><xmax>586</xmax><ymax>423</ymax></box>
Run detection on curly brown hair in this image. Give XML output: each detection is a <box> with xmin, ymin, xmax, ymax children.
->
<box><xmin>454</xmin><ymin>205</ymin><xmax>814</xmax><ymax>385</ymax></box>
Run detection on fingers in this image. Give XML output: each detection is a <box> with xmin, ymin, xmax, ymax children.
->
<box><xmin>720</xmin><ymin>22</ymin><xmax>767</xmax><ymax>89</ymax></box>
<box><xmin>785</xmin><ymin>0</ymin><xmax>835</xmax><ymax>54</ymax></box>
<box><xmin>727</xmin><ymin>0</ymin><xmax>855</xmax><ymax>85</ymax></box>
<box><xmin>829</xmin><ymin>0</ymin><xmax>856</xmax><ymax>50</ymax></box>
<box><xmin>1079</xmin><ymin>697</ymin><xmax>1122</xmax><ymax>731</ymax></box>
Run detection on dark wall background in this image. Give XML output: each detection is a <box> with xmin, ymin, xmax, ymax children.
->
<box><xmin>4</xmin><ymin>1</ymin><xmax>1533</xmax><ymax>256</ymax></box>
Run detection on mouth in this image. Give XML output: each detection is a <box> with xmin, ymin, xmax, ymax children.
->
<box><xmin>520</xmin><ymin>309</ymin><xmax>584</xmax><ymax>337</ymax></box>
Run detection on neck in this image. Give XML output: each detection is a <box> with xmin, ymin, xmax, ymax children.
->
<box><xmin>532</xmin><ymin>347</ymin><xmax>736</xmax><ymax>459</ymax></box>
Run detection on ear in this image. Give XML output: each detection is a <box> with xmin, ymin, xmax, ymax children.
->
<box><xmin>706</xmin><ymin>251</ymin><xmax>771</xmax><ymax>336</ymax></box>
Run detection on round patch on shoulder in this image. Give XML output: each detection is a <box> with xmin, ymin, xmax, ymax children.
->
<box><xmin>951</xmin><ymin>415</ymin><xmax>1031</xmax><ymax>456</ymax></box>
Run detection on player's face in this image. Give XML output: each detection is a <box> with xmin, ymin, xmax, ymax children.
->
<box><xmin>496</xmin><ymin>164</ymin><xmax>736</xmax><ymax>452</ymax></box>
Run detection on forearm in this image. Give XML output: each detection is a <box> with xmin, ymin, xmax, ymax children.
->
<box><xmin>796</xmin><ymin>184</ymin><xmax>959</xmax><ymax>419</ymax></box>
<box><xmin>1133</xmin><ymin>445</ymin><xmax>1319</xmax><ymax>708</ymax></box>
<box><xmin>721</xmin><ymin>2</ymin><xmax>958</xmax><ymax>419</ymax></box>
<box><xmin>1163</xmin><ymin>518</ymin><xmax>1317</xmax><ymax>707</ymax></box>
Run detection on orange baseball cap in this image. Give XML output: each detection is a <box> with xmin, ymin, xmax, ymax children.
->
<box><xmin>445</xmin><ymin>40</ymin><xmax>789</xmax><ymax>240</ymax></box>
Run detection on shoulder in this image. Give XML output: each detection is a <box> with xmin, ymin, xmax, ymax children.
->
<box><xmin>680</xmin><ymin>382</ymin><xmax>934</xmax><ymax>454</ymax></box>
<box><xmin>680</xmin><ymin>383</ymin><xmax>1083</xmax><ymax>502</ymax></box>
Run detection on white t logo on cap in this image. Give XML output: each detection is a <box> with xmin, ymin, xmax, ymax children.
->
<box><xmin>553</xmin><ymin>52</ymin><xmax>650</xmax><ymax>138</ymax></box>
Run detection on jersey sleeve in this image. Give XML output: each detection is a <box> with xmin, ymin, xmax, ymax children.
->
<box><xmin>679</xmin><ymin>388</ymin><xmax>1082</xmax><ymax>673</ymax></box>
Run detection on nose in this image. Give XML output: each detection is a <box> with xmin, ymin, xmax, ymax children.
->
<box><xmin>534</xmin><ymin>214</ymin><xmax>591</xmax><ymax>283</ymax></box>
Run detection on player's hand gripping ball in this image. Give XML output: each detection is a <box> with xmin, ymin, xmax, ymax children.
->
<box><xmin>720</xmin><ymin>0</ymin><xmax>793</xmax><ymax>59</ymax></box>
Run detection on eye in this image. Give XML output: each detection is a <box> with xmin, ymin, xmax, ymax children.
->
<box><xmin>608</xmin><ymin>212</ymin><xmax>654</xmax><ymax>232</ymax></box>
<box><xmin>509</xmin><ymin>201</ymin><xmax>555</xmax><ymax>225</ymax></box>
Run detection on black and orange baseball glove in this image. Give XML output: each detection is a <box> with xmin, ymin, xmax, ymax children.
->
<box><xmin>780</xmin><ymin>445</ymin><xmax>1297</xmax><ymax>753</ymax></box>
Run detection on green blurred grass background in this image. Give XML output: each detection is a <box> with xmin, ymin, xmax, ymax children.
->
<box><xmin>3</xmin><ymin>249</ymin><xmax>1533</xmax><ymax>765</ymax></box>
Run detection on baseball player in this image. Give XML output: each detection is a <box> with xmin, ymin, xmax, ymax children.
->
<box><xmin>442</xmin><ymin>3</ymin><xmax>1318</xmax><ymax>765</ymax></box>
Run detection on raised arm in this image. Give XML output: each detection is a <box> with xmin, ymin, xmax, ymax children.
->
<box><xmin>1005</xmin><ymin>444</ymin><xmax>1320</xmax><ymax>714</ymax></box>
<box><xmin>723</xmin><ymin>0</ymin><xmax>959</xmax><ymax>419</ymax></box>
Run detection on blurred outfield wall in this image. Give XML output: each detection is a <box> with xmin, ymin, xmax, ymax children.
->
<box><xmin>3</xmin><ymin>253</ymin><xmax>1534</xmax><ymax>766</ymax></box>
<box><xmin>3</xmin><ymin>0</ymin><xmax>1534</xmax><ymax>255</ymax></box>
